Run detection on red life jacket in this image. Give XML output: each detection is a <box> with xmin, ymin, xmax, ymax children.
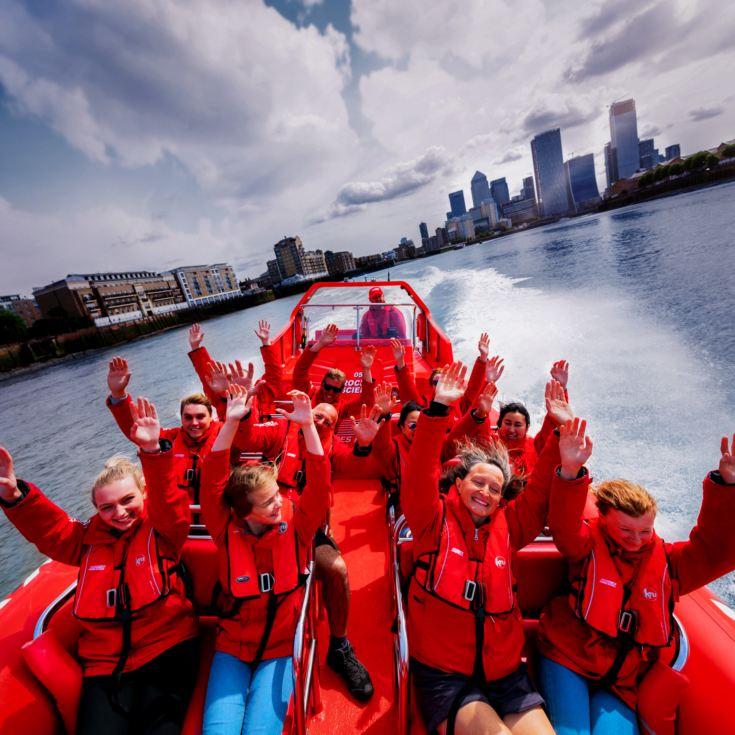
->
<box><xmin>413</xmin><ymin>503</ymin><xmax>515</xmax><ymax>614</ymax></box>
<box><xmin>276</xmin><ymin>433</ymin><xmax>304</xmax><ymax>491</ymax></box>
<box><xmin>73</xmin><ymin>524</ymin><xmax>176</xmax><ymax>621</ymax></box>
<box><xmin>220</xmin><ymin>502</ymin><xmax>306</xmax><ymax>600</ymax></box>
<box><xmin>572</xmin><ymin>520</ymin><xmax>674</xmax><ymax>647</ymax></box>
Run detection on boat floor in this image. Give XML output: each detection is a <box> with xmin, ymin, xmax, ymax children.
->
<box><xmin>308</xmin><ymin>476</ymin><xmax>397</xmax><ymax>734</ymax></box>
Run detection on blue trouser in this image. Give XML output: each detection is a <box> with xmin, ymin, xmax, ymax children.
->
<box><xmin>537</xmin><ymin>655</ymin><xmax>639</xmax><ymax>735</ymax></box>
<box><xmin>202</xmin><ymin>652</ymin><xmax>294</xmax><ymax>735</ymax></box>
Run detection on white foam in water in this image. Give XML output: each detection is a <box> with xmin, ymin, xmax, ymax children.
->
<box><xmin>408</xmin><ymin>264</ymin><xmax>731</xmax><ymax>544</ymax></box>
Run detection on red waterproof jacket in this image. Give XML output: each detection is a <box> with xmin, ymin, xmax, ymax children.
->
<box><xmin>293</xmin><ymin>349</ymin><xmax>375</xmax><ymax>423</ymax></box>
<box><xmin>402</xmin><ymin>410</ymin><xmax>560</xmax><ymax>680</ymax></box>
<box><xmin>200</xmin><ymin>449</ymin><xmax>331</xmax><ymax>662</ymax></box>
<box><xmin>359</xmin><ymin>305</ymin><xmax>407</xmax><ymax>339</ymax></box>
<box><xmin>3</xmin><ymin>450</ymin><xmax>198</xmax><ymax>677</ymax></box>
<box><xmin>107</xmin><ymin>394</ymin><xmax>221</xmax><ymax>503</ymax></box>
<box><xmin>537</xmin><ymin>468</ymin><xmax>735</xmax><ymax>709</ymax></box>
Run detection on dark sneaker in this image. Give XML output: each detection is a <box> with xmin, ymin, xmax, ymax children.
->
<box><xmin>326</xmin><ymin>641</ymin><xmax>374</xmax><ymax>701</ymax></box>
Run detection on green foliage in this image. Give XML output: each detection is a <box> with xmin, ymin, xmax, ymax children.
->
<box><xmin>654</xmin><ymin>165</ymin><xmax>670</xmax><ymax>181</ymax></box>
<box><xmin>722</xmin><ymin>144</ymin><xmax>735</xmax><ymax>158</ymax></box>
<box><xmin>0</xmin><ymin>310</ymin><xmax>28</xmax><ymax>345</ymax></box>
<box><xmin>705</xmin><ymin>153</ymin><xmax>720</xmax><ymax>168</ymax></box>
<box><xmin>639</xmin><ymin>171</ymin><xmax>655</xmax><ymax>187</ymax></box>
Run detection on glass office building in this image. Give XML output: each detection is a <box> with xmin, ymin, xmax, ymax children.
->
<box><xmin>609</xmin><ymin>99</ymin><xmax>640</xmax><ymax>180</ymax></box>
<box><xmin>565</xmin><ymin>154</ymin><xmax>600</xmax><ymax>211</ymax></box>
<box><xmin>531</xmin><ymin>128</ymin><xmax>570</xmax><ymax>217</ymax></box>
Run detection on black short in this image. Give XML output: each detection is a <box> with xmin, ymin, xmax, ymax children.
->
<box><xmin>314</xmin><ymin>526</ymin><xmax>339</xmax><ymax>551</ymax></box>
<box><xmin>411</xmin><ymin>659</ymin><xmax>544</xmax><ymax>734</ymax></box>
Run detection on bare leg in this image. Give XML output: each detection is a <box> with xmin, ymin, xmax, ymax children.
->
<box><xmin>505</xmin><ymin>706</ymin><xmax>555</xmax><ymax>735</ymax></box>
<box><xmin>315</xmin><ymin>544</ymin><xmax>350</xmax><ymax>637</ymax></box>
<box><xmin>436</xmin><ymin>701</ymin><xmax>512</xmax><ymax>735</ymax></box>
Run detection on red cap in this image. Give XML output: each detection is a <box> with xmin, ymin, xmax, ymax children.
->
<box><xmin>368</xmin><ymin>286</ymin><xmax>384</xmax><ymax>302</ymax></box>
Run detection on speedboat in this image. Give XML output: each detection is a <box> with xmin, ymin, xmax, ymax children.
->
<box><xmin>1</xmin><ymin>281</ymin><xmax>734</xmax><ymax>734</ymax></box>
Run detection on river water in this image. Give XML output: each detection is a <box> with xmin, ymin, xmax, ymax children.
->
<box><xmin>2</xmin><ymin>182</ymin><xmax>734</xmax><ymax>604</ymax></box>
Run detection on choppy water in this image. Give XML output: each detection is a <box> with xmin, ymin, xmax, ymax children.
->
<box><xmin>1</xmin><ymin>181</ymin><xmax>734</xmax><ymax>604</ymax></box>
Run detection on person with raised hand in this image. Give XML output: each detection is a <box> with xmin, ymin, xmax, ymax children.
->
<box><xmin>0</xmin><ymin>398</ymin><xmax>199</xmax><ymax>735</ymax></box>
<box><xmin>198</xmin><ymin>387</ymin><xmax>332</xmax><ymax>735</ymax></box>
<box><xmin>293</xmin><ymin>323</ymin><xmax>376</xmax><ymax>422</ymax></box>
<box><xmin>441</xmin><ymin>380</ymin><xmax>500</xmax><ymax>463</ymax></box>
<box><xmin>251</xmin><ymin>319</ymin><xmax>283</xmax><ymax>416</ymax></box>
<box><xmin>106</xmin><ymin>356</ymin><xmax>221</xmax><ymax>506</ymax></box>
<box><xmin>401</xmin><ymin>361</ymin><xmax>562</xmax><ymax>735</ymax></box>
<box><xmin>537</xmin><ymin>426</ymin><xmax>735</xmax><ymax>735</ymax></box>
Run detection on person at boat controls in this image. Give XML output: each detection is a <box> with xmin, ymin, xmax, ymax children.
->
<box><xmin>536</xmin><ymin>421</ymin><xmax>735</xmax><ymax>735</ymax></box>
<box><xmin>196</xmin><ymin>386</ymin><xmax>331</xmax><ymax>735</ymax></box>
<box><xmin>402</xmin><ymin>363</ymin><xmax>574</xmax><ymax>735</ymax></box>
<box><xmin>358</xmin><ymin>286</ymin><xmax>407</xmax><ymax>339</ymax></box>
<box><xmin>0</xmin><ymin>398</ymin><xmax>199</xmax><ymax>735</ymax></box>
<box><xmin>293</xmin><ymin>322</ymin><xmax>376</xmax><ymax>422</ymax></box>
<box><xmin>232</xmin><ymin>393</ymin><xmax>376</xmax><ymax>702</ymax></box>
<box><xmin>106</xmin><ymin>356</ymin><xmax>221</xmax><ymax>506</ymax></box>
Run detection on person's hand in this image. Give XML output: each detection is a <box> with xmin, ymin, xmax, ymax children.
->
<box><xmin>434</xmin><ymin>362</ymin><xmax>468</xmax><ymax>406</ymax></box>
<box><xmin>0</xmin><ymin>447</ymin><xmax>20</xmax><ymax>502</ymax></box>
<box><xmin>478</xmin><ymin>332</ymin><xmax>490</xmax><ymax>362</ymax></box>
<box><xmin>351</xmin><ymin>404</ymin><xmax>382</xmax><ymax>447</ymax></box>
<box><xmin>545</xmin><ymin>379</ymin><xmax>574</xmax><ymax>426</ymax></box>
<box><xmin>129</xmin><ymin>397</ymin><xmax>161</xmax><ymax>452</ymax></box>
<box><xmin>229</xmin><ymin>360</ymin><xmax>254</xmax><ymax>391</ymax></box>
<box><xmin>373</xmin><ymin>381</ymin><xmax>395</xmax><ymax>415</ymax></box>
<box><xmin>254</xmin><ymin>320</ymin><xmax>271</xmax><ymax>346</ymax></box>
<box><xmin>314</xmin><ymin>323</ymin><xmax>338</xmax><ymax>351</ymax></box>
<box><xmin>189</xmin><ymin>323</ymin><xmax>204</xmax><ymax>351</ymax></box>
<box><xmin>485</xmin><ymin>356</ymin><xmax>505</xmax><ymax>384</ymax></box>
<box><xmin>559</xmin><ymin>418</ymin><xmax>593</xmax><ymax>480</ymax></box>
<box><xmin>107</xmin><ymin>356</ymin><xmax>131</xmax><ymax>399</ymax></box>
<box><xmin>550</xmin><ymin>360</ymin><xmax>569</xmax><ymax>389</ymax></box>
<box><xmin>360</xmin><ymin>344</ymin><xmax>377</xmax><ymax>370</ymax></box>
<box><xmin>276</xmin><ymin>390</ymin><xmax>314</xmax><ymax>426</ymax></box>
<box><xmin>206</xmin><ymin>361</ymin><xmax>231</xmax><ymax>396</ymax></box>
<box><xmin>224</xmin><ymin>384</ymin><xmax>250</xmax><ymax>423</ymax></box>
<box><xmin>475</xmin><ymin>381</ymin><xmax>498</xmax><ymax>419</ymax></box>
<box><xmin>390</xmin><ymin>338</ymin><xmax>405</xmax><ymax>369</ymax></box>
<box><xmin>720</xmin><ymin>434</ymin><xmax>735</xmax><ymax>484</ymax></box>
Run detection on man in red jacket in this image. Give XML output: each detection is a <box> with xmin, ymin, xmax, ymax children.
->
<box><xmin>359</xmin><ymin>286</ymin><xmax>407</xmax><ymax>339</ymax></box>
<box><xmin>106</xmin><ymin>356</ymin><xmax>221</xmax><ymax>506</ymax></box>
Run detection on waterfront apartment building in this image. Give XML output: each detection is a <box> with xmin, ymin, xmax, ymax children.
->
<box><xmin>665</xmin><ymin>144</ymin><xmax>681</xmax><ymax>161</ymax></box>
<box><xmin>274</xmin><ymin>236</ymin><xmax>306</xmax><ymax>279</ymax></box>
<box><xmin>565</xmin><ymin>154</ymin><xmax>600</xmax><ymax>212</ymax></box>
<box><xmin>34</xmin><ymin>271</ymin><xmax>186</xmax><ymax>327</ymax></box>
<box><xmin>448</xmin><ymin>190</ymin><xmax>467</xmax><ymax>218</ymax></box>
<box><xmin>169</xmin><ymin>264</ymin><xmax>240</xmax><ymax>307</ymax></box>
<box><xmin>502</xmin><ymin>197</ymin><xmax>538</xmax><ymax>225</ymax></box>
<box><xmin>531</xmin><ymin>128</ymin><xmax>570</xmax><ymax>217</ymax></box>
<box><xmin>0</xmin><ymin>294</ymin><xmax>41</xmax><ymax>327</ymax></box>
<box><xmin>323</xmin><ymin>250</ymin><xmax>356</xmax><ymax>277</ymax></box>
<box><xmin>490</xmin><ymin>178</ymin><xmax>510</xmax><ymax>207</ymax></box>
<box><xmin>470</xmin><ymin>172</ymin><xmax>492</xmax><ymax>209</ymax></box>
<box><xmin>609</xmin><ymin>99</ymin><xmax>640</xmax><ymax>180</ymax></box>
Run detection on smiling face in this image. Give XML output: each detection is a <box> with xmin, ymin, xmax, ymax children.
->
<box><xmin>242</xmin><ymin>480</ymin><xmax>283</xmax><ymax>527</ymax></box>
<box><xmin>455</xmin><ymin>462</ymin><xmax>505</xmax><ymax>525</ymax></box>
<box><xmin>320</xmin><ymin>377</ymin><xmax>344</xmax><ymax>405</ymax></box>
<box><xmin>181</xmin><ymin>402</ymin><xmax>213</xmax><ymax>440</ymax></box>
<box><xmin>400</xmin><ymin>410</ymin><xmax>420</xmax><ymax>443</ymax></box>
<box><xmin>313</xmin><ymin>403</ymin><xmax>338</xmax><ymax>441</ymax></box>
<box><xmin>94</xmin><ymin>475</ymin><xmax>146</xmax><ymax>532</ymax></box>
<box><xmin>499</xmin><ymin>411</ymin><xmax>528</xmax><ymax>442</ymax></box>
<box><xmin>600</xmin><ymin>508</ymin><xmax>656</xmax><ymax>553</ymax></box>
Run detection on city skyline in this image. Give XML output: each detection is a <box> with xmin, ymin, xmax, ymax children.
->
<box><xmin>2</xmin><ymin>0</ymin><xmax>734</xmax><ymax>295</ymax></box>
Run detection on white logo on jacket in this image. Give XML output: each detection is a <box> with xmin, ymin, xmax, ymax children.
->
<box><xmin>88</xmin><ymin>565</ymin><xmax>106</xmax><ymax>571</ymax></box>
<box><xmin>135</xmin><ymin>555</ymin><xmax>146</xmax><ymax>566</ymax></box>
<box><xmin>600</xmin><ymin>578</ymin><xmax>618</xmax><ymax>588</ymax></box>
<box><xmin>495</xmin><ymin>556</ymin><xmax>506</xmax><ymax>568</ymax></box>
<box><xmin>642</xmin><ymin>587</ymin><xmax>658</xmax><ymax>600</ymax></box>
<box><xmin>450</xmin><ymin>547</ymin><xmax>464</xmax><ymax>557</ymax></box>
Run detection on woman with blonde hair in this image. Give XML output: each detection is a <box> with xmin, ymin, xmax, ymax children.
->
<box><xmin>0</xmin><ymin>398</ymin><xmax>199</xmax><ymax>734</ymax></box>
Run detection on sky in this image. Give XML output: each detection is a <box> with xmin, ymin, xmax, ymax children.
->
<box><xmin>1</xmin><ymin>0</ymin><xmax>734</xmax><ymax>295</ymax></box>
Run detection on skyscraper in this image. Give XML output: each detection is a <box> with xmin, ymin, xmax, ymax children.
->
<box><xmin>530</xmin><ymin>128</ymin><xmax>570</xmax><ymax>217</ymax></box>
<box><xmin>565</xmin><ymin>154</ymin><xmax>600</xmax><ymax>211</ymax></box>
<box><xmin>448</xmin><ymin>190</ymin><xmax>467</xmax><ymax>218</ymax></box>
<box><xmin>419</xmin><ymin>222</ymin><xmax>429</xmax><ymax>241</ymax></box>
<box><xmin>521</xmin><ymin>176</ymin><xmax>536</xmax><ymax>202</ymax></box>
<box><xmin>638</xmin><ymin>139</ymin><xmax>660</xmax><ymax>170</ymax></box>
<box><xmin>603</xmin><ymin>142</ymin><xmax>618</xmax><ymax>189</ymax></box>
<box><xmin>609</xmin><ymin>99</ymin><xmax>640</xmax><ymax>180</ymax></box>
<box><xmin>665</xmin><ymin>144</ymin><xmax>681</xmax><ymax>161</ymax></box>
<box><xmin>470</xmin><ymin>172</ymin><xmax>492</xmax><ymax>209</ymax></box>
<box><xmin>490</xmin><ymin>178</ymin><xmax>510</xmax><ymax>207</ymax></box>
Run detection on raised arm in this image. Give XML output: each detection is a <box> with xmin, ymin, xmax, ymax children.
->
<box><xmin>669</xmin><ymin>433</ymin><xmax>735</xmax><ymax>594</ymax></box>
<box><xmin>292</xmin><ymin>323</ymin><xmax>338</xmax><ymax>393</ymax></box>
<box><xmin>402</xmin><ymin>362</ymin><xmax>467</xmax><ymax>537</ymax></box>
<box><xmin>0</xmin><ymin>446</ymin><xmax>87</xmax><ymax>565</ymax></box>
<box><xmin>106</xmin><ymin>356</ymin><xmax>137</xmax><ymax>439</ymax></box>
<box><xmin>443</xmin><ymin>381</ymin><xmax>498</xmax><ymax>462</ymax></box>
<box><xmin>130</xmin><ymin>397</ymin><xmax>191</xmax><ymax>549</ymax></box>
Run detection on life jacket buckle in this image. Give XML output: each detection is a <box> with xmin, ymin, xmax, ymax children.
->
<box><xmin>618</xmin><ymin>610</ymin><xmax>636</xmax><ymax>634</ymax></box>
<box><xmin>259</xmin><ymin>572</ymin><xmax>275</xmax><ymax>593</ymax></box>
<box><xmin>106</xmin><ymin>588</ymin><xmax>117</xmax><ymax>608</ymax></box>
<box><xmin>463</xmin><ymin>580</ymin><xmax>477</xmax><ymax>602</ymax></box>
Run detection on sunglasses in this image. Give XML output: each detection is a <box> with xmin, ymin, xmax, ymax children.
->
<box><xmin>322</xmin><ymin>382</ymin><xmax>344</xmax><ymax>394</ymax></box>
<box><xmin>407</xmin><ymin>422</ymin><xmax>417</xmax><ymax>430</ymax></box>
